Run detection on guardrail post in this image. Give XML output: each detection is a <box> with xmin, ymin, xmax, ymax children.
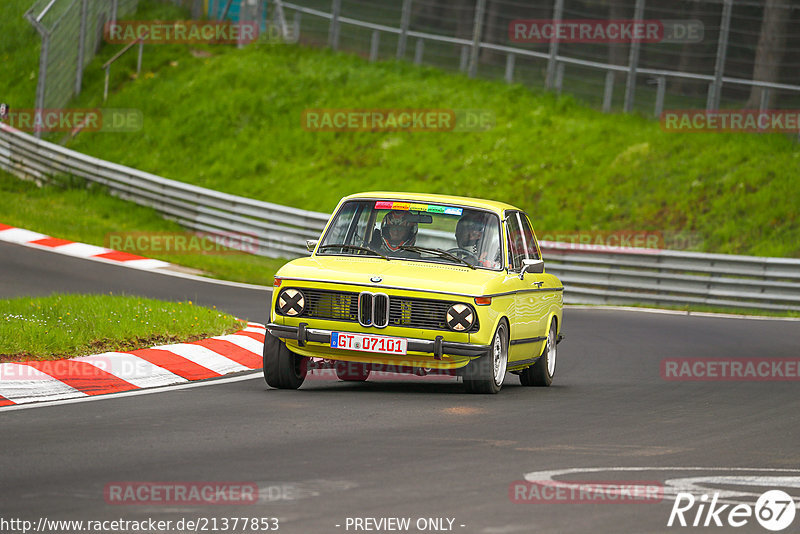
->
<box><xmin>504</xmin><ymin>53</ymin><xmax>515</xmax><ymax>83</ymax></box>
<box><xmin>137</xmin><ymin>41</ymin><xmax>144</xmax><ymax>75</ymax></box>
<box><xmin>624</xmin><ymin>0</ymin><xmax>645</xmax><ymax>113</ymax></box>
<box><xmin>468</xmin><ymin>0</ymin><xmax>487</xmax><ymax>78</ymax></box>
<box><xmin>546</xmin><ymin>0</ymin><xmax>564</xmax><ymax>90</ymax></box>
<box><xmin>654</xmin><ymin>76</ymin><xmax>666</xmax><ymax>117</ymax></box>
<box><xmin>328</xmin><ymin>0</ymin><xmax>341</xmax><ymax>50</ymax></box>
<box><xmin>104</xmin><ymin>66</ymin><xmax>110</xmax><ymax>102</ymax></box>
<box><xmin>369</xmin><ymin>30</ymin><xmax>380</xmax><ymax>62</ymax></box>
<box><xmin>707</xmin><ymin>0</ymin><xmax>733</xmax><ymax>111</ymax></box>
<box><xmin>75</xmin><ymin>0</ymin><xmax>89</xmax><ymax>95</ymax></box>
<box><xmin>759</xmin><ymin>88</ymin><xmax>770</xmax><ymax>112</ymax></box>
<box><xmin>292</xmin><ymin>11</ymin><xmax>301</xmax><ymax>42</ymax></box>
<box><xmin>555</xmin><ymin>62</ymin><xmax>564</xmax><ymax>95</ymax></box>
<box><xmin>397</xmin><ymin>0</ymin><xmax>412</xmax><ymax>59</ymax></box>
<box><xmin>414</xmin><ymin>39</ymin><xmax>424</xmax><ymax>65</ymax></box>
<box><xmin>603</xmin><ymin>70</ymin><xmax>614</xmax><ymax>112</ymax></box>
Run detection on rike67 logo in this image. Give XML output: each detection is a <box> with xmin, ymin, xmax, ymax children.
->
<box><xmin>669</xmin><ymin>490</ymin><xmax>796</xmax><ymax>531</ymax></box>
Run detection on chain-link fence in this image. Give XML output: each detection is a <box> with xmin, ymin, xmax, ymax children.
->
<box><xmin>273</xmin><ymin>0</ymin><xmax>800</xmax><ymax>116</ymax></box>
<box><xmin>24</xmin><ymin>0</ymin><xmax>141</xmax><ymax>137</ymax></box>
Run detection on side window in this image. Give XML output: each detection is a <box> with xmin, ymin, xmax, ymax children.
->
<box><xmin>519</xmin><ymin>214</ymin><xmax>541</xmax><ymax>260</ymax></box>
<box><xmin>506</xmin><ymin>213</ymin><xmax>525</xmax><ymax>271</ymax></box>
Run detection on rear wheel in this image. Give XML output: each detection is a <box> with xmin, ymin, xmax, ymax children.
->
<box><xmin>335</xmin><ymin>362</ymin><xmax>371</xmax><ymax>382</ymax></box>
<box><xmin>464</xmin><ymin>322</ymin><xmax>508</xmax><ymax>394</ymax></box>
<box><xmin>263</xmin><ymin>332</ymin><xmax>307</xmax><ymax>389</ymax></box>
<box><xmin>519</xmin><ymin>319</ymin><xmax>556</xmax><ymax>387</ymax></box>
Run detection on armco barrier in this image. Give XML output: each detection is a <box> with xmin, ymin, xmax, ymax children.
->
<box><xmin>1</xmin><ymin>123</ymin><xmax>798</xmax><ymax>312</ymax></box>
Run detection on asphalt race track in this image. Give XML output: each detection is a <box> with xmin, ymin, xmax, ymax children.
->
<box><xmin>2</xmin><ymin>241</ymin><xmax>799</xmax><ymax>534</ymax></box>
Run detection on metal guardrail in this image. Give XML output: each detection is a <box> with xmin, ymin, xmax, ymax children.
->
<box><xmin>1</xmin><ymin>123</ymin><xmax>798</xmax><ymax>312</ymax></box>
<box><xmin>0</xmin><ymin>124</ymin><xmax>329</xmax><ymax>258</ymax></box>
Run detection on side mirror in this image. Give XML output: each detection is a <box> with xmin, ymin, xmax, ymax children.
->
<box><xmin>519</xmin><ymin>258</ymin><xmax>544</xmax><ymax>279</ymax></box>
<box><xmin>306</xmin><ymin>239</ymin><xmax>317</xmax><ymax>253</ymax></box>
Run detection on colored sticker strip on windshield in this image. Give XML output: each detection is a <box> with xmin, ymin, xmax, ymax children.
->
<box><xmin>374</xmin><ymin>201</ymin><xmax>463</xmax><ymax>216</ymax></box>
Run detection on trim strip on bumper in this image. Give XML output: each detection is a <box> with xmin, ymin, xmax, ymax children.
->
<box><xmin>267</xmin><ymin>323</ymin><xmax>490</xmax><ymax>359</ymax></box>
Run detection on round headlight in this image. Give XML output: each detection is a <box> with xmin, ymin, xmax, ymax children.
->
<box><xmin>446</xmin><ymin>303</ymin><xmax>474</xmax><ymax>331</ymax></box>
<box><xmin>277</xmin><ymin>288</ymin><xmax>305</xmax><ymax>316</ymax></box>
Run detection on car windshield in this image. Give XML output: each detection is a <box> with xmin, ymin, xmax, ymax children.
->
<box><xmin>318</xmin><ymin>199</ymin><xmax>503</xmax><ymax>270</ymax></box>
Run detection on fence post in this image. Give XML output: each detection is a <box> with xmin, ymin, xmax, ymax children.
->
<box><xmin>555</xmin><ymin>62</ymin><xmax>564</xmax><ymax>95</ymax></box>
<box><xmin>111</xmin><ymin>0</ymin><xmax>118</xmax><ymax>25</ymax></box>
<box><xmin>546</xmin><ymin>0</ymin><xmax>564</xmax><ymax>89</ymax></box>
<box><xmin>459</xmin><ymin>45</ymin><xmax>469</xmax><ymax>72</ymax></box>
<box><xmin>75</xmin><ymin>0</ymin><xmax>89</xmax><ymax>95</ymax></box>
<box><xmin>329</xmin><ymin>0</ymin><xmax>341</xmax><ymax>50</ymax></box>
<box><xmin>33</xmin><ymin>28</ymin><xmax>50</xmax><ymax>139</ymax></box>
<box><xmin>468</xmin><ymin>0</ymin><xmax>487</xmax><ymax>78</ymax></box>
<box><xmin>759</xmin><ymin>88</ymin><xmax>770</xmax><ymax>112</ymax></box>
<box><xmin>397</xmin><ymin>0</ymin><xmax>412</xmax><ymax>59</ymax></box>
<box><xmin>707</xmin><ymin>0</ymin><xmax>733</xmax><ymax>111</ymax></box>
<box><xmin>273</xmin><ymin>0</ymin><xmax>289</xmax><ymax>40</ymax></box>
<box><xmin>623</xmin><ymin>0</ymin><xmax>645</xmax><ymax>112</ymax></box>
<box><xmin>504</xmin><ymin>53</ymin><xmax>515</xmax><ymax>83</ymax></box>
<box><xmin>370</xmin><ymin>30</ymin><xmax>380</xmax><ymax>62</ymax></box>
<box><xmin>603</xmin><ymin>70</ymin><xmax>614</xmax><ymax>112</ymax></box>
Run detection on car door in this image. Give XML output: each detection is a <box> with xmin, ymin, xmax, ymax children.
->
<box><xmin>505</xmin><ymin>211</ymin><xmax>550</xmax><ymax>364</ymax></box>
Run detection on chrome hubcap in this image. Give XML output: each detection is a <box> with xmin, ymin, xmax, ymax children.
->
<box><xmin>493</xmin><ymin>328</ymin><xmax>507</xmax><ymax>386</ymax></box>
<box><xmin>547</xmin><ymin>325</ymin><xmax>557</xmax><ymax>377</ymax></box>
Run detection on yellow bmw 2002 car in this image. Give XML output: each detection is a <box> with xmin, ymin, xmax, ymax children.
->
<box><xmin>264</xmin><ymin>192</ymin><xmax>563</xmax><ymax>394</ymax></box>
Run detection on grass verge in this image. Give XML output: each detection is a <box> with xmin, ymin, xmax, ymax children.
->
<box><xmin>0</xmin><ymin>293</ymin><xmax>242</xmax><ymax>362</ymax></box>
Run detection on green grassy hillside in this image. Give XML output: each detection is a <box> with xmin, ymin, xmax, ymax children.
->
<box><xmin>65</xmin><ymin>43</ymin><xmax>799</xmax><ymax>257</ymax></box>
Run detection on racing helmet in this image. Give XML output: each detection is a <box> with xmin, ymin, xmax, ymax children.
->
<box><xmin>456</xmin><ymin>212</ymin><xmax>486</xmax><ymax>252</ymax></box>
<box><xmin>381</xmin><ymin>210</ymin><xmax>417</xmax><ymax>250</ymax></box>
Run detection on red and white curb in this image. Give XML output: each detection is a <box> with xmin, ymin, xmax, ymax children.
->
<box><xmin>0</xmin><ymin>223</ymin><xmax>170</xmax><ymax>270</ymax></box>
<box><xmin>0</xmin><ymin>323</ymin><xmax>265</xmax><ymax>407</ymax></box>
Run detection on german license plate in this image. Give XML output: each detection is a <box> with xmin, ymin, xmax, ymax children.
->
<box><xmin>331</xmin><ymin>332</ymin><xmax>408</xmax><ymax>355</ymax></box>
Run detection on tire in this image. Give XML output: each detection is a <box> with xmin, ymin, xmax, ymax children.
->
<box><xmin>335</xmin><ymin>361</ymin><xmax>371</xmax><ymax>382</ymax></box>
<box><xmin>519</xmin><ymin>319</ymin><xmax>556</xmax><ymax>387</ymax></box>
<box><xmin>263</xmin><ymin>331</ymin><xmax>307</xmax><ymax>389</ymax></box>
<box><xmin>463</xmin><ymin>321</ymin><xmax>508</xmax><ymax>394</ymax></box>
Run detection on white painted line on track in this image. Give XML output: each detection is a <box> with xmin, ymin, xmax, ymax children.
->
<box><xmin>0</xmin><ymin>372</ymin><xmax>262</xmax><ymax>413</ymax></box>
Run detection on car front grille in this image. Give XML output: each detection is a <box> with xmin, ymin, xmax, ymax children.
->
<box><xmin>277</xmin><ymin>287</ymin><xmax>478</xmax><ymax>332</ymax></box>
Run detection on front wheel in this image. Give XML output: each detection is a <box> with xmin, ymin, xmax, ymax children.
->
<box><xmin>464</xmin><ymin>322</ymin><xmax>508</xmax><ymax>394</ymax></box>
<box><xmin>519</xmin><ymin>319</ymin><xmax>557</xmax><ymax>387</ymax></box>
<box><xmin>263</xmin><ymin>332</ymin><xmax>307</xmax><ymax>389</ymax></box>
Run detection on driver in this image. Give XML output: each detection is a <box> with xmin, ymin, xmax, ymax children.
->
<box><xmin>455</xmin><ymin>212</ymin><xmax>500</xmax><ymax>268</ymax></box>
<box><xmin>375</xmin><ymin>210</ymin><xmax>418</xmax><ymax>253</ymax></box>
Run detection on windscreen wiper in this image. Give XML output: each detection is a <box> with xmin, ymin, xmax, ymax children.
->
<box><xmin>399</xmin><ymin>246</ymin><xmax>475</xmax><ymax>269</ymax></box>
<box><xmin>318</xmin><ymin>244</ymin><xmax>389</xmax><ymax>260</ymax></box>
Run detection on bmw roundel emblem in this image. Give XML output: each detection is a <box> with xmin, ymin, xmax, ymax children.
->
<box><xmin>370</xmin><ymin>275</ymin><xmax>382</xmax><ymax>283</ymax></box>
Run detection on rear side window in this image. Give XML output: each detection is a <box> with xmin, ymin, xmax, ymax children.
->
<box><xmin>506</xmin><ymin>213</ymin><xmax>526</xmax><ymax>271</ymax></box>
<box><xmin>519</xmin><ymin>214</ymin><xmax>541</xmax><ymax>260</ymax></box>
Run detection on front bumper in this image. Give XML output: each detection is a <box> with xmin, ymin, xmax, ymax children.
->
<box><xmin>266</xmin><ymin>322</ymin><xmax>491</xmax><ymax>360</ymax></box>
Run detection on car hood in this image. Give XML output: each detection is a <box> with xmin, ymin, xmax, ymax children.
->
<box><xmin>275</xmin><ymin>255</ymin><xmax>502</xmax><ymax>296</ymax></box>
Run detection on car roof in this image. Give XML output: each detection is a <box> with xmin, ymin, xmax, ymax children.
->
<box><xmin>343</xmin><ymin>191</ymin><xmax>522</xmax><ymax>214</ymax></box>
